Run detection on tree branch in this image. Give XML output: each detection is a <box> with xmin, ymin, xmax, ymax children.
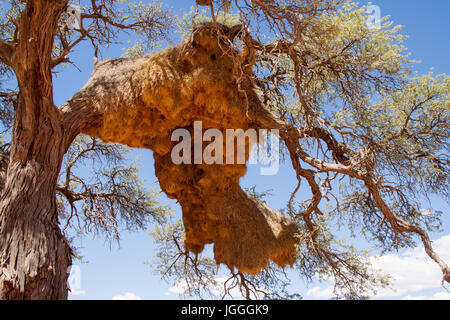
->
<box><xmin>0</xmin><ymin>39</ymin><xmax>15</xmax><ymax>67</ymax></box>
<box><xmin>252</xmin><ymin>98</ymin><xmax>450</xmax><ymax>284</ymax></box>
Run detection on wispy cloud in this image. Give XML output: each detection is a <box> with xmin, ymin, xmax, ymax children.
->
<box><xmin>112</xmin><ymin>292</ymin><xmax>142</xmax><ymax>300</ymax></box>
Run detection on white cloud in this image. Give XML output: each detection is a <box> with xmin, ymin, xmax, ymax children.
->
<box><xmin>402</xmin><ymin>292</ymin><xmax>450</xmax><ymax>300</ymax></box>
<box><xmin>307</xmin><ymin>234</ymin><xmax>450</xmax><ymax>299</ymax></box>
<box><xmin>306</xmin><ymin>286</ymin><xmax>334</xmax><ymax>299</ymax></box>
<box><xmin>112</xmin><ymin>292</ymin><xmax>142</xmax><ymax>300</ymax></box>
<box><xmin>166</xmin><ymin>280</ymin><xmax>187</xmax><ymax>296</ymax></box>
<box><xmin>371</xmin><ymin>234</ymin><xmax>450</xmax><ymax>298</ymax></box>
<box><xmin>69</xmin><ymin>289</ymin><xmax>86</xmax><ymax>296</ymax></box>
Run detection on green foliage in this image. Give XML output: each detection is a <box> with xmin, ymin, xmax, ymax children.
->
<box><xmin>287</xmin><ymin>4</ymin><xmax>450</xmax><ymax>252</ymax></box>
<box><xmin>122</xmin><ymin>40</ymin><xmax>149</xmax><ymax>57</ymax></box>
<box><xmin>252</xmin><ymin>0</ymin><xmax>449</xmax><ymax>254</ymax></box>
<box><xmin>177</xmin><ymin>5</ymin><xmax>240</xmax><ymax>39</ymax></box>
<box><xmin>150</xmin><ymin>0</ymin><xmax>449</xmax><ymax>300</ymax></box>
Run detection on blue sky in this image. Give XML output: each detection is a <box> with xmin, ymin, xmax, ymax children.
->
<box><xmin>51</xmin><ymin>0</ymin><xmax>450</xmax><ymax>300</ymax></box>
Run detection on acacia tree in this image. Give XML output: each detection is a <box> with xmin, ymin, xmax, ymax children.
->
<box><xmin>150</xmin><ymin>4</ymin><xmax>450</xmax><ymax>299</ymax></box>
<box><xmin>0</xmin><ymin>0</ymin><xmax>449</xmax><ymax>300</ymax></box>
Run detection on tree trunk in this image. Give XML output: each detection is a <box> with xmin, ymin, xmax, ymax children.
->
<box><xmin>0</xmin><ymin>85</ymin><xmax>72</xmax><ymax>300</ymax></box>
<box><xmin>0</xmin><ymin>0</ymin><xmax>72</xmax><ymax>299</ymax></box>
<box><xmin>0</xmin><ymin>92</ymin><xmax>72</xmax><ymax>299</ymax></box>
<box><xmin>0</xmin><ymin>154</ymin><xmax>72</xmax><ymax>299</ymax></box>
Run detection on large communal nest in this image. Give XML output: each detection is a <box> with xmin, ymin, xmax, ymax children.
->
<box><xmin>75</xmin><ymin>23</ymin><xmax>299</xmax><ymax>273</ymax></box>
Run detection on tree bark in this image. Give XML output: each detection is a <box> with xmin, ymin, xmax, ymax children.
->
<box><xmin>0</xmin><ymin>65</ymin><xmax>73</xmax><ymax>300</ymax></box>
<box><xmin>0</xmin><ymin>147</ymin><xmax>72</xmax><ymax>299</ymax></box>
<box><xmin>0</xmin><ymin>0</ymin><xmax>73</xmax><ymax>299</ymax></box>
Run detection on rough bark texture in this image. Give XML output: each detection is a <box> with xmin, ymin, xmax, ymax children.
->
<box><xmin>0</xmin><ymin>1</ymin><xmax>73</xmax><ymax>299</ymax></box>
<box><xmin>61</xmin><ymin>23</ymin><xmax>299</xmax><ymax>274</ymax></box>
<box><xmin>0</xmin><ymin>156</ymin><xmax>72</xmax><ymax>299</ymax></box>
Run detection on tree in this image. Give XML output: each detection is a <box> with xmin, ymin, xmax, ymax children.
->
<box><xmin>0</xmin><ymin>0</ymin><xmax>449</xmax><ymax>300</ymax></box>
<box><xmin>0</xmin><ymin>0</ymin><xmax>174</xmax><ymax>299</ymax></box>
<box><xmin>150</xmin><ymin>3</ymin><xmax>450</xmax><ymax>299</ymax></box>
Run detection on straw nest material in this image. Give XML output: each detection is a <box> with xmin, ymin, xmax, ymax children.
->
<box><xmin>80</xmin><ymin>23</ymin><xmax>299</xmax><ymax>273</ymax></box>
